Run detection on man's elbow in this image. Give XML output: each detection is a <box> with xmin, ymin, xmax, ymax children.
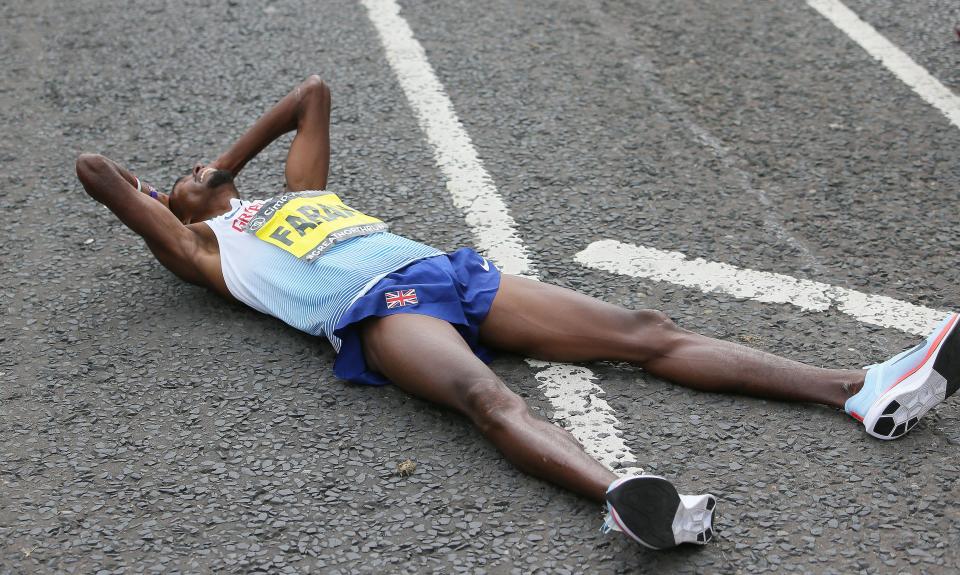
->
<box><xmin>75</xmin><ymin>153</ymin><xmax>110</xmax><ymax>195</ymax></box>
<box><xmin>76</xmin><ymin>152</ymin><xmax>106</xmax><ymax>179</ymax></box>
<box><xmin>298</xmin><ymin>75</ymin><xmax>330</xmax><ymax>109</ymax></box>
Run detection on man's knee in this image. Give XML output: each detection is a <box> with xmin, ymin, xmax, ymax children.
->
<box><xmin>459</xmin><ymin>377</ymin><xmax>529</xmax><ymax>434</ymax></box>
<box><xmin>628</xmin><ymin>309</ymin><xmax>683</xmax><ymax>364</ymax></box>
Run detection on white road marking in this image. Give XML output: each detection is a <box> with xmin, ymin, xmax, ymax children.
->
<box><xmin>360</xmin><ymin>0</ymin><xmax>534</xmax><ymax>278</ymax></box>
<box><xmin>576</xmin><ymin>239</ymin><xmax>948</xmax><ymax>337</ymax></box>
<box><xmin>807</xmin><ymin>0</ymin><xmax>960</xmax><ymax>130</ymax></box>
<box><xmin>362</xmin><ymin>0</ymin><xmax>641</xmax><ymax>476</ymax></box>
<box><xmin>527</xmin><ymin>360</ymin><xmax>643</xmax><ymax>475</ymax></box>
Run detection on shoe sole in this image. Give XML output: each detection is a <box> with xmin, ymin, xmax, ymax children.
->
<box><xmin>606</xmin><ymin>475</ymin><xmax>716</xmax><ymax>549</ymax></box>
<box><xmin>862</xmin><ymin>313</ymin><xmax>960</xmax><ymax>440</ymax></box>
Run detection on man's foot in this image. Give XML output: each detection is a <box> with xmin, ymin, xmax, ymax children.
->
<box><xmin>601</xmin><ymin>475</ymin><xmax>716</xmax><ymax>549</ymax></box>
<box><xmin>846</xmin><ymin>313</ymin><xmax>960</xmax><ymax>440</ymax></box>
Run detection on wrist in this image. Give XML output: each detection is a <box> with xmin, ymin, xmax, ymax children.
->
<box><xmin>134</xmin><ymin>176</ymin><xmax>161</xmax><ymax>200</ymax></box>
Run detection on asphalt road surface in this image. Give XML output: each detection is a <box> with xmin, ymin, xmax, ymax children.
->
<box><xmin>2</xmin><ymin>0</ymin><xmax>959</xmax><ymax>573</ymax></box>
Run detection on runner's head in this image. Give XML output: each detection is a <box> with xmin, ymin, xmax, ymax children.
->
<box><xmin>169</xmin><ymin>164</ymin><xmax>239</xmax><ymax>224</ymax></box>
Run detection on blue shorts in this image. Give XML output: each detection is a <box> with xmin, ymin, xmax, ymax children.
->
<box><xmin>332</xmin><ymin>248</ymin><xmax>502</xmax><ymax>386</ymax></box>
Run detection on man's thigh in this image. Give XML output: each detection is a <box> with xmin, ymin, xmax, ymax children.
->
<box><xmin>360</xmin><ymin>313</ymin><xmax>509</xmax><ymax>413</ymax></box>
<box><xmin>479</xmin><ymin>275</ymin><xmax>645</xmax><ymax>362</ymax></box>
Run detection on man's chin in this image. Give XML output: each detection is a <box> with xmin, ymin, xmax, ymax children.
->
<box><xmin>205</xmin><ymin>169</ymin><xmax>235</xmax><ymax>189</ymax></box>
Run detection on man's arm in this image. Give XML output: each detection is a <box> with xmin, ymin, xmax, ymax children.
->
<box><xmin>76</xmin><ymin>153</ymin><xmax>209</xmax><ymax>286</ymax></box>
<box><xmin>211</xmin><ymin>75</ymin><xmax>331</xmax><ymax>190</ymax></box>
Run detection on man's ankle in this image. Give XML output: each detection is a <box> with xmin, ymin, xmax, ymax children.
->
<box><xmin>841</xmin><ymin>370</ymin><xmax>866</xmax><ymax>400</ymax></box>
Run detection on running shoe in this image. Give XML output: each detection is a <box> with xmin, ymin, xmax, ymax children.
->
<box><xmin>601</xmin><ymin>474</ymin><xmax>716</xmax><ymax>549</ymax></box>
<box><xmin>846</xmin><ymin>313</ymin><xmax>960</xmax><ymax>440</ymax></box>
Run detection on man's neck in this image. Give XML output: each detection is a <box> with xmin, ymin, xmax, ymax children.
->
<box><xmin>198</xmin><ymin>187</ymin><xmax>241</xmax><ymax>221</ymax></box>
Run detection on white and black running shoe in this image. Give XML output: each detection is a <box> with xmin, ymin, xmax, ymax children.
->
<box><xmin>602</xmin><ymin>475</ymin><xmax>716</xmax><ymax>549</ymax></box>
<box><xmin>846</xmin><ymin>313</ymin><xmax>960</xmax><ymax>440</ymax></box>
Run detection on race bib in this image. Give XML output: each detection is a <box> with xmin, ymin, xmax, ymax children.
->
<box><xmin>240</xmin><ymin>191</ymin><xmax>387</xmax><ymax>261</ymax></box>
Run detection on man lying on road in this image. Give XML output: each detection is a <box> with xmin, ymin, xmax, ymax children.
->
<box><xmin>76</xmin><ymin>76</ymin><xmax>960</xmax><ymax>550</ymax></box>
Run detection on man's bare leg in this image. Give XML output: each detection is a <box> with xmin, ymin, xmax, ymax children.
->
<box><xmin>361</xmin><ymin>313</ymin><xmax>617</xmax><ymax>502</ymax></box>
<box><xmin>481</xmin><ymin>276</ymin><xmax>864</xmax><ymax>408</ymax></box>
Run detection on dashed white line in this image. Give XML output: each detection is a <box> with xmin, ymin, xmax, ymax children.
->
<box><xmin>807</xmin><ymin>0</ymin><xmax>960</xmax><ymax>130</ymax></box>
<box><xmin>362</xmin><ymin>0</ymin><xmax>641</xmax><ymax>475</ymax></box>
<box><xmin>576</xmin><ymin>239</ymin><xmax>947</xmax><ymax>337</ymax></box>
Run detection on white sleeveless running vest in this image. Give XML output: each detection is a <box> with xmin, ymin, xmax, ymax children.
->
<box><xmin>204</xmin><ymin>197</ymin><xmax>442</xmax><ymax>350</ymax></box>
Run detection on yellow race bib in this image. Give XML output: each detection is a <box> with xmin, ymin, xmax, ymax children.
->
<box><xmin>241</xmin><ymin>191</ymin><xmax>388</xmax><ymax>261</ymax></box>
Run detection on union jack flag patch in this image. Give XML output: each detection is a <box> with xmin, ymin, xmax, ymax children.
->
<box><xmin>385</xmin><ymin>288</ymin><xmax>419</xmax><ymax>309</ymax></box>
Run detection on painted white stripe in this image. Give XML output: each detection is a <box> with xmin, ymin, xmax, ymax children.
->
<box><xmin>807</xmin><ymin>0</ymin><xmax>960</xmax><ymax>130</ymax></box>
<box><xmin>576</xmin><ymin>239</ymin><xmax>948</xmax><ymax>337</ymax></box>
<box><xmin>362</xmin><ymin>0</ymin><xmax>640</xmax><ymax>476</ymax></box>
<box><xmin>360</xmin><ymin>0</ymin><xmax>535</xmax><ymax>277</ymax></box>
<box><xmin>527</xmin><ymin>360</ymin><xmax>643</xmax><ymax>476</ymax></box>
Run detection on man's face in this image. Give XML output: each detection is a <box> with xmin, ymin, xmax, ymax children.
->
<box><xmin>169</xmin><ymin>164</ymin><xmax>235</xmax><ymax>224</ymax></box>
